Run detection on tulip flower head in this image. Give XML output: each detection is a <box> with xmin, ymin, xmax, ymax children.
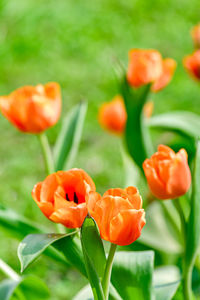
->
<box><xmin>191</xmin><ymin>24</ymin><xmax>200</xmax><ymax>48</ymax></box>
<box><xmin>32</xmin><ymin>169</ymin><xmax>96</xmax><ymax>228</ymax></box>
<box><xmin>0</xmin><ymin>82</ymin><xmax>61</xmax><ymax>133</ymax></box>
<box><xmin>86</xmin><ymin>187</ymin><xmax>146</xmax><ymax>246</ymax></box>
<box><xmin>183</xmin><ymin>50</ymin><xmax>200</xmax><ymax>81</ymax></box>
<box><xmin>151</xmin><ymin>58</ymin><xmax>177</xmax><ymax>92</ymax></box>
<box><xmin>127</xmin><ymin>49</ymin><xmax>176</xmax><ymax>91</ymax></box>
<box><xmin>143</xmin><ymin>145</ymin><xmax>191</xmax><ymax>200</ymax></box>
<box><xmin>98</xmin><ymin>95</ymin><xmax>127</xmax><ymax>135</ymax></box>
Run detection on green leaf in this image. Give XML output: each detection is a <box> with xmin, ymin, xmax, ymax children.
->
<box><xmin>81</xmin><ymin>217</ymin><xmax>106</xmax><ymax>300</ymax></box>
<box><xmin>73</xmin><ymin>284</ymin><xmax>122</xmax><ymax>300</ymax></box>
<box><xmin>185</xmin><ymin>140</ymin><xmax>200</xmax><ymax>269</ymax></box>
<box><xmin>121</xmin><ymin>77</ymin><xmax>153</xmax><ymax>170</ymax></box>
<box><xmin>0</xmin><ymin>204</ymin><xmax>43</xmax><ymax>238</ymax></box>
<box><xmin>148</xmin><ymin>111</ymin><xmax>200</xmax><ymax>139</ymax></box>
<box><xmin>111</xmin><ymin>251</ymin><xmax>154</xmax><ymax>300</ymax></box>
<box><xmin>54</xmin><ymin>101</ymin><xmax>87</xmax><ymax>171</ymax></box>
<box><xmin>120</xmin><ymin>145</ymin><xmax>140</xmax><ymax>187</ymax></box>
<box><xmin>18</xmin><ymin>232</ymin><xmax>86</xmax><ymax>275</ymax></box>
<box><xmin>0</xmin><ymin>205</ymin><xmax>68</xmax><ymax>266</ymax></box>
<box><xmin>138</xmin><ymin>201</ymin><xmax>182</xmax><ymax>254</ymax></box>
<box><xmin>153</xmin><ymin>266</ymin><xmax>181</xmax><ymax>300</ymax></box>
<box><xmin>0</xmin><ymin>279</ymin><xmax>18</xmax><ymax>300</ymax></box>
<box><xmin>0</xmin><ymin>276</ymin><xmax>49</xmax><ymax>300</ymax></box>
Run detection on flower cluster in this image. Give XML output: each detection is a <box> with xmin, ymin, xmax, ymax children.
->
<box><xmin>32</xmin><ymin>168</ymin><xmax>146</xmax><ymax>246</ymax></box>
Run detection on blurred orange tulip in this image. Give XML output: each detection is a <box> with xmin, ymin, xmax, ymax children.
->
<box><xmin>98</xmin><ymin>96</ymin><xmax>153</xmax><ymax>135</ymax></box>
<box><xmin>191</xmin><ymin>24</ymin><xmax>200</xmax><ymax>48</ymax></box>
<box><xmin>183</xmin><ymin>50</ymin><xmax>200</xmax><ymax>81</ymax></box>
<box><xmin>127</xmin><ymin>49</ymin><xmax>163</xmax><ymax>87</ymax></box>
<box><xmin>32</xmin><ymin>169</ymin><xmax>96</xmax><ymax>228</ymax></box>
<box><xmin>127</xmin><ymin>49</ymin><xmax>176</xmax><ymax>91</ymax></box>
<box><xmin>152</xmin><ymin>58</ymin><xmax>177</xmax><ymax>92</ymax></box>
<box><xmin>143</xmin><ymin>145</ymin><xmax>191</xmax><ymax>200</ymax></box>
<box><xmin>86</xmin><ymin>187</ymin><xmax>146</xmax><ymax>246</ymax></box>
<box><xmin>0</xmin><ymin>82</ymin><xmax>61</xmax><ymax>133</ymax></box>
<box><xmin>98</xmin><ymin>95</ymin><xmax>127</xmax><ymax>135</ymax></box>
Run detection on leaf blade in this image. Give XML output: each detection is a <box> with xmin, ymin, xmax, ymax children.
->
<box><xmin>54</xmin><ymin>101</ymin><xmax>87</xmax><ymax>171</ymax></box>
<box><xmin>18</xmin><ymin>232</ymin><xmax>86</xmax><ymax>275</ymax></box>
<box><xmin>185</xmin><ymin>140</ymin><xmax>200</xmax><ymax>268</ymax></box>
<box><xmin>81</xmin><ymin>217</ymin><xmax>106</xmax><ymax>300</ymax></box>
<box><xmin>111</xmin><ymin>251</ymin><xmax>154</xmax><ymax>300</ymax></box>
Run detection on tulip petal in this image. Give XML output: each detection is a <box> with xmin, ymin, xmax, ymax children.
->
<box><xmin>50</xmin><ymin>203</ymin><xmax>87</xmax><ymax>228</ymax></box>
<box><xmin>109</xmin><ymin>209</ymin><xmax>146</xmax><ymax>246</ymax></box>
<box><xmin>167</xmin><ymin>149</ymin><xmax>191</xmax><ymax>198</ymax></box>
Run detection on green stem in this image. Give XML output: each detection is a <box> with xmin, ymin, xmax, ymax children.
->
<box><xmin>37</xmin><ymin>133</ymin><xmax>54</xmax><ymax>175</ymax></box>
<box><xmin>102</xmin><ymin>243</ymin><xmax>117</xmax><ymax>300</ymax></box>
<box><xmin>174</xmin><ymin>198</ymin><xmax>186</xmax><ymax>240</ymax></box>
<box><xmin>0</xmin><ymin>259</ymin><xmax>20</xmax><ymax>281</ymax></box>
<box><xmin>37</xmin><ymin>133</ymin><xmax>65</xmax><ymax>233</ymax></box>
<box><xmin>182</xmin><ymin>264</ymin><xmax>193</xmax><ymax>300</ymax></box>
<box><xmin>174</xmin><ymin>198</ymin><xmax>192</xmax><ymax>300</ymax></box>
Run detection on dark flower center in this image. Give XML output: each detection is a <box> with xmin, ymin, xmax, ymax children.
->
<box><xmin>65</xmin><ymin>192</ymin><xmax>79</xmax><ymax>204</ymax></box>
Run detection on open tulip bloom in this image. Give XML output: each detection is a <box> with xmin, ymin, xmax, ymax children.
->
<box><xmin>1</xmin><ymin>44</ymin><xmax>200</xmax><ymax>300</ymax></box>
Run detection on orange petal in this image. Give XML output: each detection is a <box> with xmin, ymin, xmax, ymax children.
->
<box><xmin>167</xmin><ymin>149</ymin><xmax>191</xmax><ymax>198</ymax></box>
<box><xmin>40</xmin><ymin>173</ymin><xmax>58</xmax><ymax>204</ymax></box>
<box><xmin>109</xmin><ymin>209</ymin><xmax>146</xmax><ymax>246</ymax></box>
<box><xmin>50</xmin><ymin>203</ymin><xmax>87</xmax><ymax>228</ymax></box>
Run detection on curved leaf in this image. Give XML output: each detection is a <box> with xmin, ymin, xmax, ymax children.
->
<box><xmin>73</xmin><ymin>284</ymin><xmax>122</xmax><ymax>300</ymax></box>
<box><xmin>18</xmin><ymin>232</ymin><xmax>86</xmax><ymax>275</ymax></box>
<box><xmin>0</xmin><ymin>279</ymin><xmax>18</xmax><ymax>300</ymax></box>
<box><xmin>121</xmin><ymin>77</ymin><xmax>153</xmax><ymax>170</ymax></box>
<box><xmin>54</xmin><ymin>101</ymin><xmax>87</xmax><ymax>171</ymax></box>
<box><xmin>153</xmin><ymin>266</ymin><xmax>181</xmax><ymax>300</ymax></box>
<box><xmin>0</xmin><ymin>276</ymin><xmax>49</xmax><ymax>300</ymax></box>
<box><xmin>185</xmin><ymin>140</ymin><xmax>200</xmax><ymax>269</ymax></box>
<box><xmin>0</xmin><ymin>205</ymin><xmax>68</xmax><ymax>266</ymax></box>
<box><xmin>81</xmin><ymin>217</ymin><xmax>105</xmax><ymax>300</ymax></box>
<box><xmin>111</xmin><ymin>251</ymin><xmax>154</xmax><ymax>300</ymax></box>
<box><xmin>138</xmin><ymin>201</ymin><xmax>182</xmax><ymax>254</ymax></box>
<box><xmin>148</xmin><ymin>111</ymin><xmax>200</xmax><ymax>139</ymax></box>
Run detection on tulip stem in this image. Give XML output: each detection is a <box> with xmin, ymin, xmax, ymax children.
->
<box><xmin>174</xmin><ymin>198</ymin><xmax>192</xmax><ymax>300</ymax></box>
<box><xmin>38</xmin><ymin>133</ymin><xmax>54</xmax><ymax>175</ymax></box>
<box><xmin>102</xmin><ymin>243</ymin><xmax>117</xmax><ymax>300</ymax></box>
<box><xmin>0</xmin><ymin>259</ymin><xmax>20</xmax><ymax>281</ymax></box>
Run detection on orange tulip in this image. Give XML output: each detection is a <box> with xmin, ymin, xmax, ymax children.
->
<box><xmin>32</xmin><ymin>169</ymin><xmax>96</xmax><ymax>228</ymax></box>
<box><xmin>0</xmin><ymin>82</ymin><xmax>61</xmax><ymax>133</ymax></box>
<box><xmin>151</xmin><ymin>58</ymin><xmax>177</xmax><ymax>92</ymax></box>
<box><xmin>127</xmin><ymin>49</ymin><xmax>163</xmax><ymax>88</ymax></box>
<box><xmin>98</xmin><ymin>95</ymin><xmax>127</xmax><ymax>135</ymax></box>
<box><xmin>86</xmin><ymin>187</ymin><xmax>146</xmax><ymax>246</ymax></box>
<box><xmin>191</xmin><ymin>24</ymin><xmax>200</xmax><ymax>48</ymax></box>
<box><xmin>143</xmin><ymin>145</ymin><xmax>191</xmax><ymax>200</ymax></box>
<box><xmin>183</xmin><ymin>50</ymin><xmax>200</xmax><ymax>81</ymax></box>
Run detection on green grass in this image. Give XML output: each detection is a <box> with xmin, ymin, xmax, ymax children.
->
<box><xmin>0</xmin><ymin>0</ymin><xmax>200</xmax><ymax>298</ymax></box>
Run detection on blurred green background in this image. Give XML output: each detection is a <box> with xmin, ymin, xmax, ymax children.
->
<box><xmin>0</xmin><ymin>0</ymin><xmax>200</xmax><ymax>298</ymax></box>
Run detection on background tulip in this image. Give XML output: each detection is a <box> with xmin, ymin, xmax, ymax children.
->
<box><xmin>151</xmin><ymin>58</ymin><xmax>177</xmax><ymax>92</ymax></box>
<box><xmin>32</xmin><ymin>168</ymin><xmax>96</xmax><ymax>228</ymax></box>
<box><xmin>191</xmin><ymin>24</ymin><xmax>200</xmax><ymax>48</ymax></box>
<box><xmin>98</xmin><ymin>95</ymin><xmax>127</xmax><ymax>135</ymax></box>
<box><xmin>127</xmin><ymin>49</ymin><xmax>163</xmax><ymax>88</ymax></box>
<box><xmin>127</xmin><ymin>49</ymin><xmax>176</xmax><ymax>91</ymax></box>
<box><xmin>183</xmin><ymin>50</ymin><xmax>200</xmax><ymax>81</ymax></box>
<box><xmin>0</xmin><ymin>82</ymin><xmax>61</xmax><ymax>134</ymax></box>
<box><xmin>86</xmin><ymin>187</ymin><xmax>146</xmax><ymax>246</ymax></box>
<box><xmin>143</xmin><ymin>145</ymin><xmax>191</xmax><ymax>200</ymax></box>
